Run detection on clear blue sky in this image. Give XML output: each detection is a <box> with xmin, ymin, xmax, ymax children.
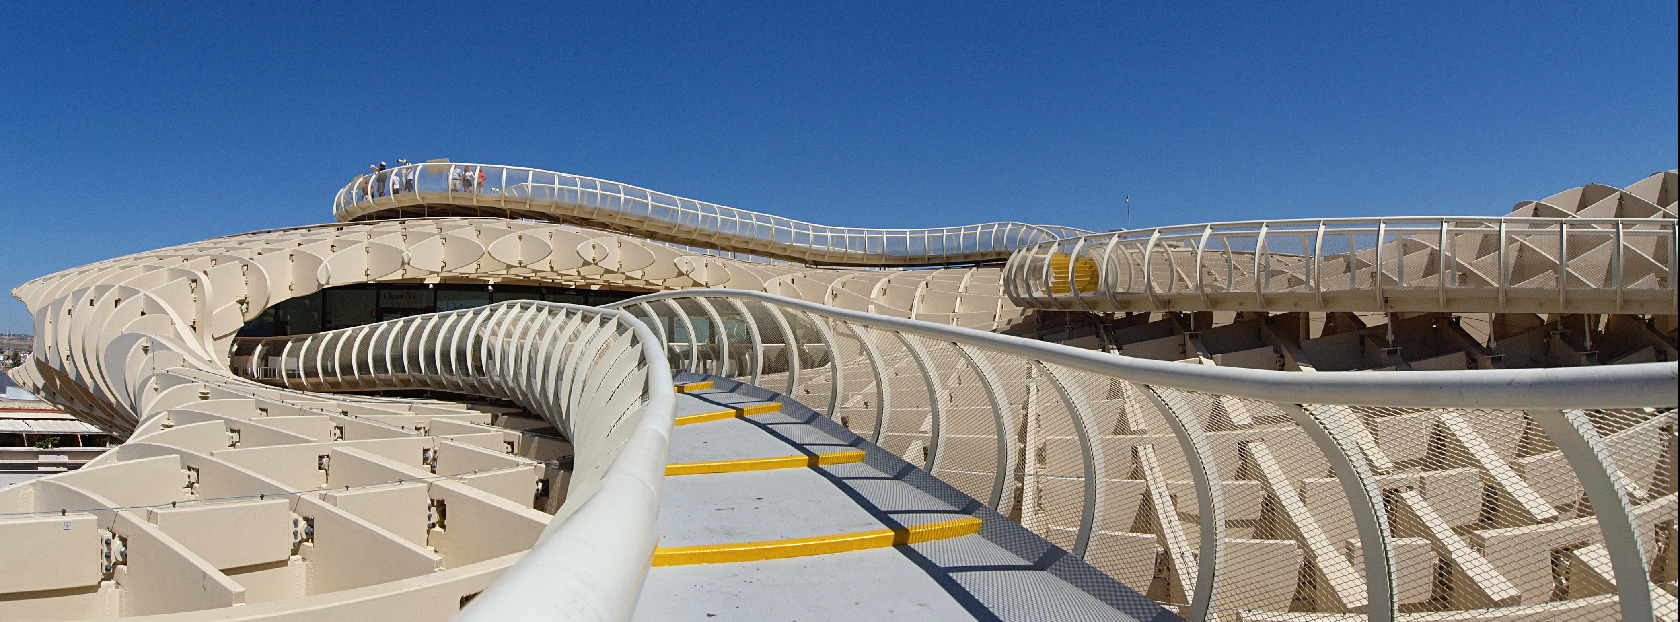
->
<box><xmin>2</xmin><ymin>1</ymin><xmax>1675</xmax><ymax>334</ymax></box>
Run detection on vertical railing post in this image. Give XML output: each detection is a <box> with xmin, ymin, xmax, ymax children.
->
<box><xmin>1277</xmin><ymin>403</ymin><xmax>1396</xmax><ymax>622</ymax></box>
<box><xmin>1254</xmin><ymin>222</ymin><xmax>1270</xmax><ymax>308</ymax></box>
<box><xmin>1529</xmin><ymin>408</ymin><xmax>1653</xmax><ymax>621</ymax></box>
<box><xmin>894</xmin><ymin>333</ymin><xmax>946</xmax><ymax>471</ymax></box>
<box><xmin>279</xmin><ymin>337</ymin><xmax>299</xmax><ymax>391</ymax></box>
<box><xmin>794</xmin><ymin>310</ymin><xmax>844</xmax><ymax>419</ymax></box>
<box><xmin>724</xmin><ymin>298</ymin><xmax>763</xmax><ymax>386</ymax></box>
<box><xmin>1142</xmin><ymin>229</ymin><xmax>1163</xmax><ymax>309</ymax></box>
<box><xmin>952</xmin><ymin>343</ymin><xmax>1017</xmax><ymax>511</ymax></box>
<box><xmin>1313</xmin><ymin>222</ymin><xmax>1327</xmax><ymax>309</ymax></box>
<box><xmin>1039</xmin><ymin>365</ymin><xmax>1107</xmax><ymax>560</ymax></box>
<box><xmin>1375</xmin><ymin>220</ymin><xmax>1387</xmax><ymax>306</ymax></box>
<box><xmin>1101</xmin><ymin>233</ymin><xmax>1126</xmax><ymax>311</ymax></box>
<box><xmin>1067</xmin><ymin>238</ymin><xmax>1091</xmax><ymax>311</ymax></box>
<box><xmin>763</xmin><ymin>304</ymin><xmax>801</xmax><ymax>398</ymax></box>
<box><xmin>694</xmin><ymin>297</ymin><xmax>730</xmax><ymax>378</ymax></box>
<box><xmin>1195</xmin><ymin>225</ymin><xmax>1213</xmax><ymax>309</ymax></box>
<box><xmin>660</xmin><ymin>299</ymin><xmax>699</xmax><ymax>373</ymax></box>
<box><xmin>1558</xmin><ymin>221</ymin><xmax>1569</xmax><ymax>310</ymax></box>
<box><xmin>843</xmin><ymin>322</ymin><xmax>891</xmax><ymax>443</ymax></box>
<box><xmin>1612</xmin><ymin>221</ymin><xmax>1624</xmax><ymax>311</ymax></box>
<box><xmin>1139</xmin><ymin>385</ymin><xmax>1226</xmax><ymax>622</ymax></box>
<box><xmin>1497</xmin><ymin>219</ymin><xmax>1509</xmax><ymax>311</ymax></box>
<box><xmin>634</xmin><ymin>301</ymin><xmax>672</xmax><ymax>362</ymax></box>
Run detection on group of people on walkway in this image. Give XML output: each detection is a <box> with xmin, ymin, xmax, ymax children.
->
<box><xmin>353</xmin><ymin>160</ymin><xmax>497</xmax><ymax>201</ymax></box>
<box><xmin>448</xmin><ymin>164</ymin><xmax>488</xmax><ymax>193</ymax></box>
<box><xmin>360</xmin><ymin>160</ymin><xmax>414</xmax><ymax>199</ymax></box>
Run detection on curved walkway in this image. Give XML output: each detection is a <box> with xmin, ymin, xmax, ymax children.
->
<box><xmin>336</xmin><ymin>162</ymin><xmax>1089</xmax><ymax>266</ymax></box>
<box><xmin>1005</xmin><ymin>171</ymin><xmax>1677</xmax><ymax>314</ymax></box>
<box><xmin>641</xmin><ymin>375</ymin><xmax>1173</xmax><ymax>621</ymax></box>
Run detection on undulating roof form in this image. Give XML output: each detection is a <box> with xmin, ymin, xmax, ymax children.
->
<box><xmin>2</xmin><ymin>164</ymin><xmax>1675</xmax><ymax>622</ymax></box>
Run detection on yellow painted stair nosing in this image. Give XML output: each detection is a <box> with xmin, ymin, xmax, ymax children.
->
<box><xmin>674</xmin><ymin>381</ymin><xmax>714</xmax><ymax>393</ymax></box>
<box><xmin>672</xmin><ymin>401</ymin><xmax>782</xmax><ymax>426</ymax></box>
<box><xmin>664</xmin><ymin>450</ymin><xmax>867</xmax><ymax>475</ymax></box>
<box><xmin>651</xmin><ymin>516</ymin><xmax>983</xmax><ymax>566</ymax></box>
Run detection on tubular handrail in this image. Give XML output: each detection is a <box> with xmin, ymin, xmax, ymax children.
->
<box><xmin>609</xmin><ymin>290</ymin><xmax>1677</xmax><ymax>410</ymax></box>
<box><xmin>250</xmin><ymin>301</ymin><xmax>675</xmax><ymax>621</ymax></box>
<box><xmin>607</xmin><ymin>289</ymin><xmax>1675</xmax><ymax>622</ymax></box>
<box><xmin>334</xmin><ymin>163</ymin><xmax>1089</xmax><ymax>266</ymax></box>
<box><xmin>1005</xmin><ymin>215</ymin><xmax>1679</xmax><ymax>314</ymax></box>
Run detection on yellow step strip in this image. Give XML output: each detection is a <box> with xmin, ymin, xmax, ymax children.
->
<box><xmin>673</xmin><ymin>402</ymin><xmax>781</xmax><ymax>426</ymax></box>
<box><xmin>652</xmin><ymin>516</ymin><xmax>982</xmax><ymax>566</ymax></box>
<box><xmin>674</xmin><ymin>380</ymin><xmax>714</xmax><ymax>393</ymax></box>
<box><xmin>665</xmin><ymin>450</ymin><xmax>866</xmax><ymax>476</ymax></box>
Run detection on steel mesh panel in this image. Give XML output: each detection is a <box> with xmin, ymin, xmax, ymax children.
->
<box><xmin>920</xmin><ymin>338</ymin><xmax>997</xmax><ymax>504</ymax></box>
<box><xmin>704</xmin><ymin>299</ymin><xmax>752</xmax><ymax>381</ymax></box>
<box><xmin>1022</xmin><ymin>363</ymin><xmax>1089</xmax><ymax>558</ymax></box>
<box><xmin>592</xmin><ymin>292</ymin><xmax>1670</xmax><ymax>619</ymax></box>
<box><xmin>828</xmin><ymin>320</ymin><xmax>882</xmax><ymax>439</ymax></box>
<box><xmin>873</xmin><ymin>330</ymin><xmax>930</xmax><ymax>460</ymax></box>
<box><xmin>671</xmin><ymin>298</ymin><xmax>717</xmax><ymax>375</ymax></box>
<box><xmin>1059</xmin><ymin>372</ymin><xmax>1210</xmax><ymax>616</ymax></box>
<box><xmin>1182</xmin><ymin>386</ymin><xmax>1310</xmax><ymax>615</ymax></box>
<box><xmin>967</xmin><ymin>348</ymin><xmax>1031</xmax><ymax>519</ymax></box>
<box><xmin>646</xmin><ymin>304</ymin><xmax>690</xmax><ymax>371</ymax></box>
<box><xmin>781</xmin><ymin>308</ymin><xmax>833</xmax><ymax>414</ymax></box>
<box><xmin>625</xmin><ymin>305</ymin><xmax>668</xmax><ymax>365</ymax></box>
<box><xmin>741</xmin><ymin>302</ymin><xmax>790</xmax><ymax>390</ymax></box>
<box><xmin>1582</xmin><ymin>407</ymin><xmax>1675</xmax><ymax>613</ymax></box>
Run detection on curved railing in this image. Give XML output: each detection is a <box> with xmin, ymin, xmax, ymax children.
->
<box><xmin>237</xmin><ymin>301</ymin><xmax>675</xmax><ymax>621</ymax></box>
<box><xmin>1005</xmin><ymin>216</ymin><xmax>1679</xmax><ymax>315</ymax></box>
<box><xmin>334</xmin><ymin>162</ymin><xmax>1088</xmax><ymax>266</ymax></box>
<box><xmin>607</xmin><ymin>289</ymin><xmax>1677</xmax><ymax>622</ymax></box>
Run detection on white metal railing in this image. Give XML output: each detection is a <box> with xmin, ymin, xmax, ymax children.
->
<box><xmin>334</xmin><ymin>162</ymin><xmax>1089</xmax><ymax>266</ymax></box>
<box><xmin>607</xmin><ymin>289</ymin><xmax>1677</xmax><ymax>622</ymax></box>
<box><xmin>1004</xmin><ymin>216</ymin><xmax>1679</xmax><ymax>315</ymax></box>
<box><xmin>245</xmin><ymin>301</ymin><xmax>675</xmax><ymax>621</ymax></box>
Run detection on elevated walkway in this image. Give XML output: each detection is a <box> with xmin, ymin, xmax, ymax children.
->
<box><xmin>335</xmin><ymin>162</ymin><xmax>1087</xmax><ymax>266</ymax></box>
<box><xmin>641</xmin><ymin>375</ymin><xmax>1175</xmax><ymax>621</ymax></box>
<box><xmin>1006</xmin><ymin>171</ymin><xmax>1678</xmax><ymax>316</ymax></box>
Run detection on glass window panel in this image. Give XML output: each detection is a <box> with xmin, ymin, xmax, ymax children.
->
<box><xmin>437</xmin><ymin>289</ymin><xmax>491</xmax><ymax>312</ymax></box>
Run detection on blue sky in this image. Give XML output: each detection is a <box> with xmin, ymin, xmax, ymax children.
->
<box><xmin>1</xmin><ymin>1</ymin><xmax>1675</xmax><ymax>334</ymax></box>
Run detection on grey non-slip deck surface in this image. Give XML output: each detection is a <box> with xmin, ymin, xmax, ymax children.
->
<box><xmin>633</xmin><ymin>377</ymin><xmax>1179</xmax><ymax>622</ymax></box>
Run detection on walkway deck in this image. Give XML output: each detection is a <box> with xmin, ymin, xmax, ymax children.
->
<box><xmin>634</xmin><ymin>375</ymin><xmax>1178</xmax><ymax>622</ymax></box>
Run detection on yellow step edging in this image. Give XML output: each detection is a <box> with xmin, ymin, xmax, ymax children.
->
<box><xmin>674</xmin><ymin>380</ymin><xmax>714</xmax><ymax>393</ymax></box>
<box><xmin>651</xmin><ymin>516</ymin><xmax>983</xmax><ymax>566</ymax></box>
<box><xmin>673</xmin><ymin>402</ymin><xmax>782</xmax><ymax>426</ymax></box>
<box><xmin>665</xmin><ymin>450</ymin><xmax>867</xmax><ymax>475</ymax></box>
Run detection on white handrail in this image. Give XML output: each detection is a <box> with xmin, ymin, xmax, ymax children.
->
<box><xmin>611</xmin><ymin>290</ymin><xmax>1675</xmax><ymax>409</ymax></box>
<box><xmin>1009</xmin><ymin>216</ymin><xmax>1678</xmax><ymax>315</ymax></box>
<box><xmin>260</xmin><ymin>301</ymin><xmax>675</xmax><ymax>622</ymax></box>
<box><xmin>608</xmin><ymin>289</ymin><xmax>1676</xmax><ymax>622</ymax></box>
<box><xmin>335</xmin><ymin>163</ymin><xmax>1089</xmax><ymax>266</ymax></box>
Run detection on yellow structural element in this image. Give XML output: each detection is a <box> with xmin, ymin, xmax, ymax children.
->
<box><xmin>665</xmin><ymin>450</ymin><xmax>867</xmax><ymax>475</ymax></box>
<box><xmin>674</xmin><ymin>380</ymin><xmax>715</xmax><ymax>393</ymax></box>
<box><xmin>651</xmin><ymin>517</ymin><xmax>983</xmax><ymax>566</ymax></box>
<box><xmin>673</xmin><ymin>401</ymin><xmax>782</xmax><ymax>426</ymax></box>
<box><xmin>1047</xmin><ymin>252</ymin><xmax>1100</xmax><ymax>295</ymax></box>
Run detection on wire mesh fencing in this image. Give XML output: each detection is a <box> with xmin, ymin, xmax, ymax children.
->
<box><xmin>609</xmin><ymin>290</ymin><xmax>1677</xmax><ymax>622</ymax></box>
